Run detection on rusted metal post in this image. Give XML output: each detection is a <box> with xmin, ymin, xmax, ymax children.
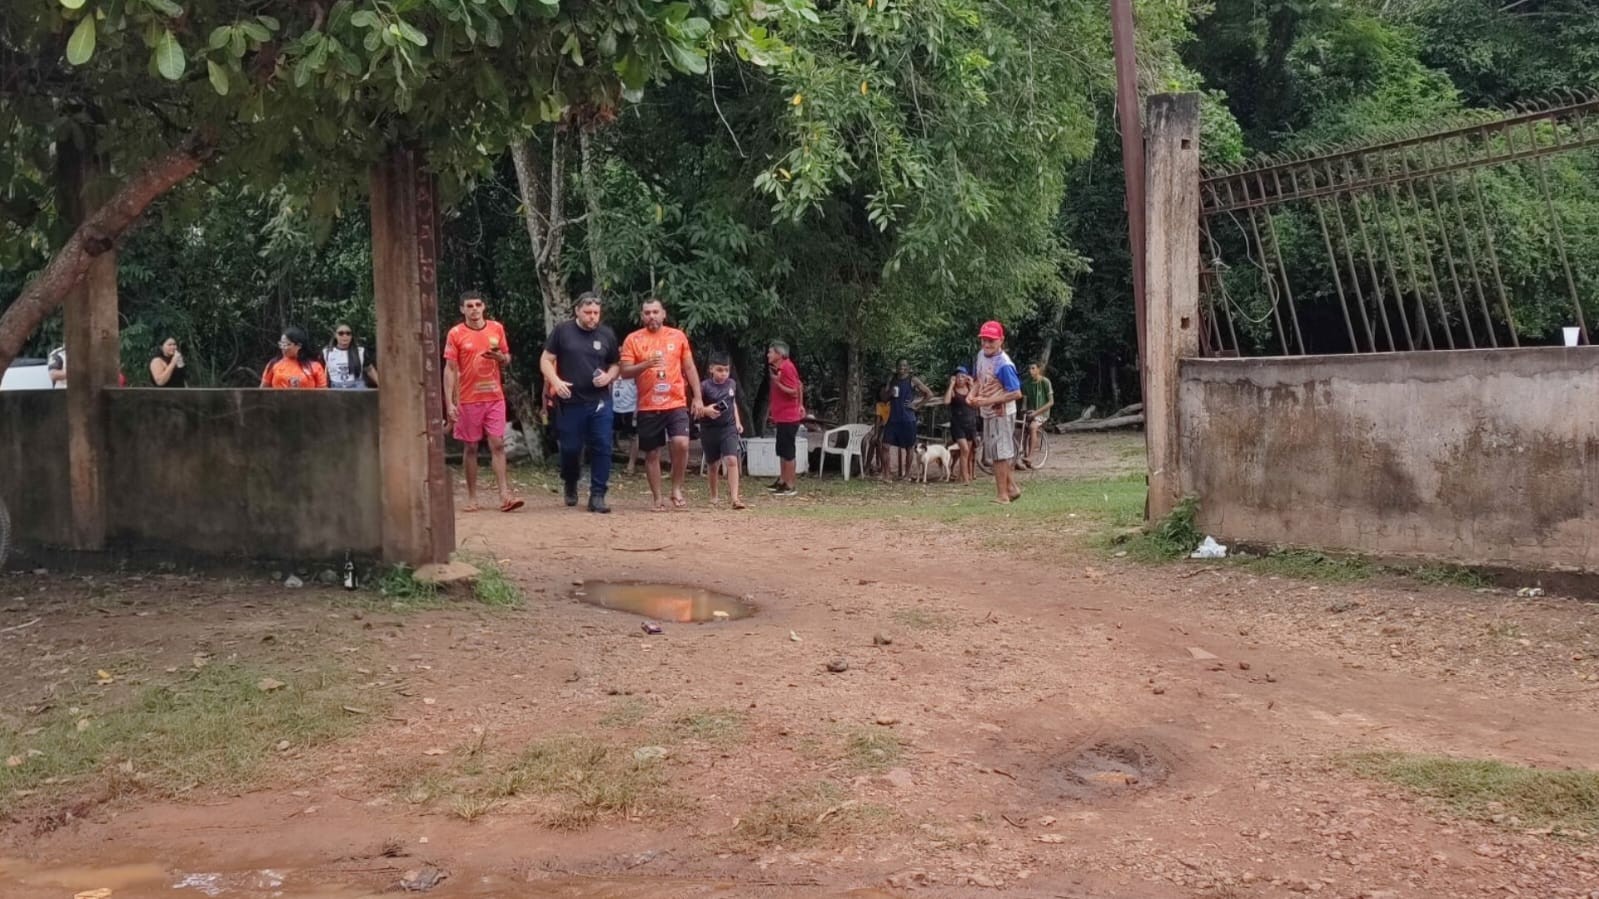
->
<box><xmin>1111</xmin><ymin>0</ymin><xmax>1147</xmax><ymax>379</ymax></box>
<box><xmin>1145</xmin><ymin>93</ymin><xmax>1202</xmax><ymax>521</ymax></box>
<box><xmin>371</xmin><ymin>146</ymin><xmax>455</xmax><ymax>566</ymax></box>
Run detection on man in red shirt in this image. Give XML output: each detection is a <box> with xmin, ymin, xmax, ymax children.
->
<box><xmin>444</xmin><ymin>290</ymin><xmax>523</xmax><ymax>513</ymax></box>
<box><xmin>620</xmin><ymin>298</ymin><xmax>705</xmax><ymax>511</ymax></box>
<box><xmin>765</xmin><ymin>340</ymin><xmax>805</xmax><ymax>496</ymax></box>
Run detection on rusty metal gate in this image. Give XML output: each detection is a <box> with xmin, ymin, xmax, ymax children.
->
<box><xmin>1199</xmin><ymin>93</ymin><xmax>1599</xmax><ymax>357</ymax></box>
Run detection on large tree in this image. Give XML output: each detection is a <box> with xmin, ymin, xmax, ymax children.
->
<box><xmin>0</xmin><ymin>0</ymin><xmax>803</xmax><ymax>373</ymax></box>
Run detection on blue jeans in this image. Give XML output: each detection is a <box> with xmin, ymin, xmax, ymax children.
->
<box><xmin>557</xmin><ymin>400</ymin><xmax>615</xmax><ymax>495</ymax></box>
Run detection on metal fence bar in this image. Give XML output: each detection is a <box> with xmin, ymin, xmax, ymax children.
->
<box><xmin>1418</xmin><ymin>140</ymin><xmax>1486</xmax><ymax>347</ymax></box>
<box><xmin>1529</xmin><ymin>126</ymin><xmax>1592</xmax><ymax>344</ymax></box>
<box><xmin>1342</xmin><ymin>159</ymin><xmax>1405</xmax><ymax>351</ymax></box>
<box><xmin>1358</xmin><ymin>156</ymin><xmax>1421</xmax><ymax>350</ymax></box>
<box><xmin>1298</xmin><ymin>167</ymin><xmax>1363</xmax><ymax>352</ymax></box>
<box><xmin>1398</xmin><ymin>152</ymin><xmax>1460</xmax><ymax>349</ymax></box>
<box><xmin>1260</xmin><ymin>171</ymin><xmax>1307</xmax><ymax>353</ymax></box>
<box><xmin>1322</xmin><ymin>160</ymin><xmax>1384</xmax><ymax>351</ymax></box>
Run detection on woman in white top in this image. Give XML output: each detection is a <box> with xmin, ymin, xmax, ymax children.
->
<box><xmin>322</xmin><ymin>323</ymin><xmax>378</xmax><ymax>389</ymax></box>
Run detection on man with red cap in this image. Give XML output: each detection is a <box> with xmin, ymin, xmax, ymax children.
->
<box><xmin>971</xmin><ymin>320</ymin><xmax>1024</xmax><ymax>504</ymax></box>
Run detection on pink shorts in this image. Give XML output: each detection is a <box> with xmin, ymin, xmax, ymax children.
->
<box><xmin>454</xmin><ymin>400</ymin><xmax>507</xmax><ymax>443</ymax></box>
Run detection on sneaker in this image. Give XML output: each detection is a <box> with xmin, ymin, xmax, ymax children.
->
<box><xmin>564</xmin><ymin>483</ymin><xmax>579</xmax><ymax>507</ymax></box>
<box><xmin>588</xmin><ymin>493</ymin><xmax>611</xmax><ymax>514</ymax></box>
<box><xmin>775</xmin><ymin>486</ymin><xmax>798</xmax><ymax>497</ymax></box>
<box><xmin>766</xmin><ymin>480</ymin><xmax>785</xmax><ymax>491</ymax></box>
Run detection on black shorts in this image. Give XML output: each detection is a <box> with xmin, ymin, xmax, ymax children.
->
<box><xmin>950</xmin><ymin>414</ymin><xmax>979</xmax><ymax>443</ymax></box>
<box><xmin>885</xmin><ymin>419</ymin><xmax>917</xmax><ymax>449</ymax></box>
<box><xmin>614</xmin><ymin>411</ymin><xmax>637</xmax><ymax>437</ymax></box>
<box><xmin>775</xmin><ymin>422</ymin><xmax>800</xmax><ymax>461</ymax></box>
<box><xmin>638</xmin><ymin>408</ymin><xmax>691</xmax><ymax>452</ymax></box>
<box><xmin>700</xmin><ymin>425</ymin><xmax>742</xmax><ymax>462</ymax></box>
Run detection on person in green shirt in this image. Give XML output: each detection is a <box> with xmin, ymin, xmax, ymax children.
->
<box><xmin>1021</xmin><ymin>362</ymin><xmax>1054</xmax><ymax>469</ymax></box>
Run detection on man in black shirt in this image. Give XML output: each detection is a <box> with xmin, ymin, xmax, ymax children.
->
<box><xmin>540</xmin><ymin>291</ymin><xmax>622</xmax><ymax>513</ymax></box>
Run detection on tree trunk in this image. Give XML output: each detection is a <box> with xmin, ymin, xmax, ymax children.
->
<box><xmin>579</xmin><ymin>128</ymin><xmax>609</xmax><ymax>295</ymax></box>
<box><xmin>1037</xmin><ymin>299</ymin><xmax>1069</xmax><ymax>372</ymax></box>
<box><xmin>844</xmin><ymin>335</ymin><xmax>863</xmax><ymax>424</ymax></box>
<box><xmin>0</xmin><ymin>132</ymin><xmax>213</xmax><ymax>374</ymax></box>
<box><xmin>508</xmin><ymin>134</ymin><xmax>571</xmax><ymax>335</ymax></box>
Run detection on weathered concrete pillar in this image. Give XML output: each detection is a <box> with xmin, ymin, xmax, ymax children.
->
<box><xmin>60</xmin><ymin>147</ymin><xmax>119</xmax><ymax>550</ymax></box>
<box><xmin>371</xmin><ymin>146</ymin><xmax>454</xmax><ymax>566</ymax></box>
<box><xmin>1144</xmin><ymin>93</ymin><xmax>1202</xmax><ymax>521</ymax></box>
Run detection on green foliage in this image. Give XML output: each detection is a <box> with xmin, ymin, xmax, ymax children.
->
<box><xmin>1134</xmin><ymin>496</ymin><xmax>1203</xmax><ymax>560</ymax></box>
<box><xmin>1346</xmin><ymin>751</ymin><xmax>1599</xmax><ymax>836</ymax></box>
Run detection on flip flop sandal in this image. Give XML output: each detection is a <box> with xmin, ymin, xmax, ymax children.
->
<box><xmin>500</xmin><ymin>499</ymin><xmax>525</xmax><ymax>512</ymax></box>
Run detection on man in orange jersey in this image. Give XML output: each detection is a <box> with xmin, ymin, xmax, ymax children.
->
<box><xmin>620</xmin><ymin>298</ymin><xmax>706</xmax><ymax>511</ymax></box>
<box><xmin>444</xmin><ymin>290</ymin><xmax>523</xmax><ymax>513</ymax></box>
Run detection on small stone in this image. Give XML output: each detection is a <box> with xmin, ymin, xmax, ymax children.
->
<box><xmin>790</xmin><ymin>631</ymin><xmax>803</xmax><ymax>642</ymax></box>
<box><xmin>1152</xmin><ymin>686</ymin><xmax>1166</xmax><ymax>695</ymax></box>
<box><xmin>873</xmin><ymin>633</ymin><xmax>893</xmax><ymax>646</ymax></box>
<box><xmin>276</xmin><ymin>740</ymin><xmax>291</xmax><ymax>752</ymax></box>
<box><xmin>875</xmin><ymin>715</ymin><xmax>899</xmax><ymax>726</ymax></box>
<box><xmin>633</xmin><ymin>746</ymin><xmax>669</xmax><ymax>763</ymax></box>
<box><xmin>256</xmin><ymin>677</ymin><xmax>287</xmax><ymax>692</ymax></box>
<box><xmin>1238</xmin><ymin>661</ymin><xmax>1251</xmax><ymax>671</ymax></box>
<box><xmin>1187</xmin><ymin>647</ymin><xmax>1219</xmax><ymax>660</ymax></box>
<box><xmin>826</xmin><ymin>658</ymin><xmax>849</xmax><ymax>673</ymax></box>
<box><xmin>414</xmin><ymin>562</ymin><xmax>479</xmax><ymax>590</ymax></box>
<box><xmin>283</xmin><ymin>575</ymin><xmax>304</xmax><ymax>588</ymax></box>
<box><xmin>5</xmin><ymin>756</ymin><xmax>21</xmax><ymax>768</ymax></box>
<box><xmin>1035</xmin><ymin>834</ymin><xmax>1065</xmax><ymax>844</ymax></box>
<box><xmin>317</xmin><ymin>569</ymin><xmax>340</xmax><ymax>586</ymax></box>
<box><xmin>31</xmin><ymin>568</ymin><xmax>48</xmax><ymax>576</ymax></box>
<box><xmin>712</xmin><ymin>610</ymin><xmax>730</xmax><ymax>621</ymax></box>
<box><xmin>879</xmin><ymin>767</ymin><xmax>916</xmax><ymax>790</ymax></box>
<box><xmin>399</xmin><ymin>866</ymin><xmax>448</xmax><ymax>892</ymax></box>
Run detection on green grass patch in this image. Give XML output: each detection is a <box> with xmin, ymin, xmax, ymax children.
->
<box><xmin>758</xmin><ymin>473</ymin><xmax>1147</xmax><ymax>527</ymax></box>
<box><xmin>727</xmin><ymin>781</ymin><xmax>897</xmax><ymax>850</ymax></box>
<box><xmin>401</xmin><ymin>733</ymin><xmax>674</xmax><ymax>830</ymax></box>
<box><xmin>463</xmin><ymin>556</ymin><xmax>524</xmax><ymax>608</ymax></box>
<box><xmin>891</xmin><ymin>607</ymin><xmax>955</xmax><ymax>631</ymax></box>
<box><xmin>599</xmin><ymin>697</ymin><xmax>652</xmax><ymax>729</ymax></box>
<box><xmin>1111</xmin><ymin>496</ymin><xmax>1200</xmax><ymax>562</ymax></box>
<box><xmin>362</xmin><ymin>564</ymin><xmax>447</xmax><ymax>610</ymax></box>
<box><xmin>1</xmin><ymin>664</ymin><xmax>367</xmax><ymax>814</ymax></box>
<box><xmin>840</xmin><ymin>726</ymin><xmax>902</xmax><ymax>773</ymax></box>
<box><xmin>664</xmin><ymin>708</ymin><xmax>745</xmax><ymax>746</ymax></box>
<box><xmin>1345</xmin><ymin>752</ymin><xmax>1599</xmax><ymax>836</ymax></box>
<box><xmin>486</xmin><ymin>734</ymin><xmax>670</xmax><ymax>830</ymax></box>
<box><xmin>1237</xmin><ymin>550</ymin><xmax>1376</xmax><ymax>583</ymax></box>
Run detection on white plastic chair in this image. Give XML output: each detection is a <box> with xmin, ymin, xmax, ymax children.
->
<box><xmin>818</xmin><ymin>424</ymin><xmax>872</xmax><ymax>481</ymax></box>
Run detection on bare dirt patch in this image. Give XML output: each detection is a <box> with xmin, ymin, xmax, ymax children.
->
<box><xmin>5</xmin><ymin>436</ymin><xmax>1599</xmax><ymax>897</ymax></box>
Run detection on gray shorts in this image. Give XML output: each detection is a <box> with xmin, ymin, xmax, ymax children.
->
<box><xmin>984</xmin><ymin>414</ymin><xmax>1016</xmax><ymax>463</ymax></box>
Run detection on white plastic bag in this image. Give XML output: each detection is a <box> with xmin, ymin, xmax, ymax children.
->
<box><xmin>1190</xmin><ymin>536</ymin><xmax>1228</xmax><ymax>560</ymax></box>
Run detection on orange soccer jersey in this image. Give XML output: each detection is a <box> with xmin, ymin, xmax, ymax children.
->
<box><xmin>621</xmin><ymin>326</ymin><xmax>691</xmax><ymax>412</ymax></box>
<box><xmin>261</xmin><ymin>357</ymin><xmax>328</xmax><ymax>389</ymax></box>
<box><xmin>445</xmin><ymin>320</ymin><xmax>509</xmax><ymax>404</ymax></box>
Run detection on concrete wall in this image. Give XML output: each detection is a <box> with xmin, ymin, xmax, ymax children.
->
<box><xmin>0</xmin><ymin>390</ymin><xmax>73</xmax><ymax>546</ymax></box>
<box><xmin>1</xmin><ymin>389</ymin><xmax>380</xmax><ymax>560</ymax></box>
<box><xmin>1179</xmin><ymin>347</ymin><xmax>1599</xmax><ymax>572</ymax></box>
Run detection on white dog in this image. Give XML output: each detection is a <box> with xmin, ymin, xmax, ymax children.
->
<box><xmin>915</xmin><ymin>440</ymin><xmax>954</xmax><ymax>483</ymax></box>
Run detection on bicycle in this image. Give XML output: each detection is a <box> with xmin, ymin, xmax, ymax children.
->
<box><xmin>974</xmin><ymin>414</ymin><xmax>1049</xmax><ymax>475</ymax></box>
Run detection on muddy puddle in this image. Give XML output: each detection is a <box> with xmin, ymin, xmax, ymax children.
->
<box><xmin>573</xmin><ymin>580</ymin><xmax>753</xmax><ymax>623</ymax></box>
<box><xmin>0</xmin><ymin>857</ymin><xmax>899</xmax><ymax>897</ymax></box>
<box><xmin>1050</xmin><ymin>741</ymin><xmax>1170</xmax><ymax>800</ymax></box>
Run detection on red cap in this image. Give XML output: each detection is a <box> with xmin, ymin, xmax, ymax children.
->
<box><xmin>978</xmin><ymin>320</ymin><xmax>1005</xmax><ymax>341</ymax></box>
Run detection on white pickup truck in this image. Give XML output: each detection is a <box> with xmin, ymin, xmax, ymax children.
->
<box><xmin>0</xmin><ymin>358</ymin><xmax>58</xmax><ymax>390</ymax></box>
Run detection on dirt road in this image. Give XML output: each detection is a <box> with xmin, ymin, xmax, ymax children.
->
<box><xmin>3</xmin><ymin>458</ymin><xmax>1598</xmax><ymax>898</ymax></box>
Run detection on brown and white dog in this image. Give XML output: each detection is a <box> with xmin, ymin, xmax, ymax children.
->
<box><xmin>914</xmin><ymin>440</ymin><xmax>954</xmax><ymax>483</ymax></box>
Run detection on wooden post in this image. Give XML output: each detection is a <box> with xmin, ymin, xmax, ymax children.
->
<box><xmin>371</xmin><ymin>146</ymin><xmax>454</xmax><ymax>566</ymax></box>
<box><xmin>1144</xmin><ymin>93</ymin><xmax>1202</xmax><ymax>521</ymax></box>
<box><xmin>59</xmin><ymin>146</ymin><xmax>119</xmax><ymax>550</ymax></box>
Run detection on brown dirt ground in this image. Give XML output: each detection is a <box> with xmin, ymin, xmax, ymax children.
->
<box><xmin>3</xmin><ymin>434</ymin><xmax>1599</xmax><ymax>898</ymax></box>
